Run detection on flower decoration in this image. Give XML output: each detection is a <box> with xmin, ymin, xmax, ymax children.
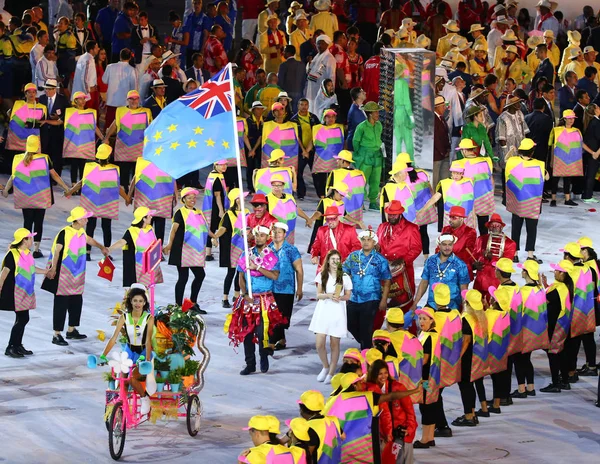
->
<box><xmin>108</xmin><ymin>351</ymin><xmax>133</xmax><ymax>374</ymax></box>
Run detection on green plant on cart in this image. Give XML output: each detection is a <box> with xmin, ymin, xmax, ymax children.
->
<box><xmin>103</xmin><ymin>371</ymin><xmax>114</xmax><ymax>382</ymax></box>
<box><xmin>182</xmin><ymin>359</ymin><xmax>200</xmax><ymax>376</ymax></box>
<box><xmin>167</xmin><ymin>369</ymin><xmax>182</xmax><ymax>385</ymax></box>
<box><xmin>154</xmin><ymin>358</ymin><xmax>170</xmax><ymax>371</ymax></box>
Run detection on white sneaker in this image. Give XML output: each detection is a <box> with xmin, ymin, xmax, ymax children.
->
<box><xmin>583</xmin><ymin>198</ymin><xmax>599</xmax><ymax>204</ymax></box>
<box><xmin>324</xmin><ymin>374</ymin><xmax>333</xmax><ymax>385</ymax></box>
<box><xmin>317</xmin><ymin>368</ymin><xmax>328</xmax><ymax>382</ymax></box>
<box><xmin>140</xmin><ymin>395</ymin><xmax>151</xmax><ymax>415</ymax></box>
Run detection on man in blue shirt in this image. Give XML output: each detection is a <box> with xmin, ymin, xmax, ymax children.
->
<box><xmin>184</xmin><ymin>0</ymin><xmax>208</xmax><ymax>68</ymax></box>
<box><xmin>346</xmin><ymin>87</ymin><xmax>366</xmax><ymax>151</ymax></box>
<box><xmin>343</xmin><ymin>229</ymin><xmax>391</xmax><ymax>350</ymax></box>
<box><xmin>268</xmin><ymin>222</ymin><xmax>303</xmax><ymax>350</ymax></box>
<box><xmin>95</xmin><ymin>0</ymin><xmax>120</xmax><ymax>57</ymax></box>
<box><xmin>411</xmin><ymin>234</ymin><xmax>470</xmax><ymax>311</ymax></box>
<box><xmin>111</xmin><ymin>1</ymin><xmax>136</xmax><ymax>62</ymax></box>
<box><xmin>237</xmin><ymin>226</ymin><xmax>281</xmax><ymax>376</ymax></box>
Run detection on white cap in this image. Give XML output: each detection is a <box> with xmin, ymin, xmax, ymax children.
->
<box><xmin>273</xmin><ymin>222</ymin><xmax>289</xmax><ymax>232</ymax></box>
<box><xmin>316</xmin><ymin>34</ymin><xmax>332</xmax><ymax>45</ymax></box>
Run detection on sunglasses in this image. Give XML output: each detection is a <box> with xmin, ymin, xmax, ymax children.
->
<box><xmin>251</xmin><ymin>203</ymin><xmax>266</xmax><ymax>208</ymax></box>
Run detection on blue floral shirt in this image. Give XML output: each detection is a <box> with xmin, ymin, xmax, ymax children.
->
<box><xmin>343</xmin><ymin>250</ymin><xmax>392</xmax><ymax>303</ymax></box>
<box><xmin>269</xmin><ymin>241</ymin><xmax>301</xmax><ymax>295</ymax></box>
<box><xmin>237</xmin><ymin>247</ymin><xmax>281</xmax><ymax>294</ymax></box>
<box><xmin>421</xmin><ymin>253</ymin><xmax>470</xmax><ymax>309</ymax></box>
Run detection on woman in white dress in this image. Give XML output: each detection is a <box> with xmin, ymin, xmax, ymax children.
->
<box><xmin>309</xmin><ymin>249</ymin><xmax>352</xmax><ymax>384</ymax></box>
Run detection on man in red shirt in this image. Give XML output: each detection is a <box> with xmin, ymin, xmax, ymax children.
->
<box><xmin>377</xmin><ymin>200</ymin><xmax>422</xmax><ymax>310</ymax></box>
<box><xmin>440</xmin><ymin>205</ymin><xmax>477</xmax><ymax>280</ymax></box>
<box><xmin>310</xmin><ymin>205</ymin><xmax>360</xmax><ymax>270</ymax></box>
<box><xmin>362</xmin><ymin>42</ymin><xmax>383</xmax><ymax>106</ymax></box>
<box><xmin>246</xmin><ymin>193</ymin><xmax>277</xmax><ymax>247</ymax></box>
<box><xmin>202</xmin><ymin>24</ymin><xmax>229</xmax><ymax>76</ymax></box>
<box><xmin>458</xmin><ymin>0</ymin><xmax>483</xmax><ymax>33</ymax></box>
<box><xmin>238</xmin><ymin>0</ymin><xmax>264</xmax><ymax>41</ymax></box>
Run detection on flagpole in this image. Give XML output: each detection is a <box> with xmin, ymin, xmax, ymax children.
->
<box><xmin>226</xmin><ymin>63</ymin><xmax>253</xmax><ymax>298</ymax></box>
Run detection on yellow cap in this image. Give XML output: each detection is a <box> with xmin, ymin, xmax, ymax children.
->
<box><xmin>464</xmin><ymin>289</ymin><xmax>483</xmax><ymax>310</ymax></box>
<box><xmin>243</xmin><ymin>415</ymin><xmax>270</xmax><ymax>431</ymax></box>
<box><xmin>330</xmin><ymin>373</ymin><xmax>344</xmax><ymax>394</ymax></box>
<box><xmin>298</xmin><ymin>390</ymin><xmax>324</xmax><ymax>412</ymax></box>
<box><xmin>95</xmin><ymin>143</ymin><xmax>112</xmax><ymax>160</ymax></box>
<box><xmin>396</xmin><ymin>153</ymin><xmax>412</xmax><ymax>165</ymax></box>
<box><xmin>343</xmin><ymin>348</ymin><xmax>363</xmax><ymax>363</ymax></box>
<box><xmin>330</xmin><ymin>182</ymin><xmax>348</xmax><ymax>197</ymax></box>
<box><xmin>265</xmin><ymin>415</ymin><xmax>281</xmax><ymax>434</ymax></box>
<box><xmin>340</xmin><ymin>373</ymin><xmax>363</xmax><ymax>391</ymax></box>
<box><xmin>578</xmin><ymin>236</ymin><xmax>593</xmax><ymax>249</ymax></box>
<box><xmin>287</xmin><ymin>417</ymin><xmax>310</xmax><ymax>441</ymax></box>
<box><xmin>180</xmin><ymin>187</ymin><xmax>199</xmax><ymax>199</ymax></box>
<box><xmin>415</xmin><ymin>306</ymin><xmax>435</xmax><ymax>319</ymax></box>
<box><xmin>389</xmin><ymin>160</ymin><xmax>410</xmax><ymax>175</ymax></box>
<box><xmin>72</xmin><ymin>91</ymin><xmax>87</xmax><ymax>101</ymax></box>
<box><xmin>67</xmin><ymin>206</ymin><xmax>92</xmax><ymax>223</ymax></box>
<box><xmin>518</xmin><ymin>138</ymin><xmax>536</xmax><ymax>151</ymax></box>
<box><xmin>270</xmin><ymin>173</ymin><xmax>286</xmax><ymax>185</ymax></box>
<box><xmin>334</xmin><ymin>150</ymin><xmax>354</xmax><ymax>163</ymax></box>
<box><xmin>457</xmin><ymin>138</ymin><xmax>478</xmax><ymax>150</ymax></box>
<box><xmin>490</xmin><ymin>286</ymin><xmax>512</xmax><ymax>312</ymax></box>
<box><xmin>132</xmin><ymin>206</ymin><xmax>156</xmax><ymax>224</ymax></box>
<box><xmin>496</xmin><ymin>257</ymin><xmax>517</xmax><ymax>274</ymax></box>
<box><xmin>24</xmin><ymin>83</ymin><xmax>37</xmax><ymax>92</ymax></box>
<box><xmin>11</xmin><ymin>228</ymin><xmax>36</xmax><ymax>245</ymax></box>
<box><xmin>365</xmin><ymin>348</ymin><xmax>383</xmax><ymax>365</ymax></box>
<box><xmin>268</xmin><ymin>148</ymin><xmax>286</xmax><ymax>163</ymax></box>
<box><xmin>518</xmin><ymin>260</ymin><xmax>540</xmax><ymax>281</ymax></box>
<box><xmin>433</xmin><ymin>283</ymin><xmax>451</xmax><ymax>306</ymax></box>
<box><xmin>25</xmin><ymin>135</ymin><xmax>40</xmax><ymax>153</ymax></box>
<box><xmin>561</xmin><ymin>242</ymin><xmax>583</xmax><ymax>259</ymax></box>
<box><xmin>386</xmin><ymin>307</ymin><xmax>405</xmax><ymax>324</ymax></box>
<box><xmin>127</xmin><ymin>90</ymin><xmax>140</xmax><ymax>99</ymax></box>
<box><xmin>562</xmin><ymin>109</ymin><xmax>576</xmax><ymax>119</ymax></box>
<box><xmin>372</xmin><ymin>329</ymin><xmax>391</xmax><ymax>343</ymax></box>
<box><xmin>551</xmin><ymin>259</ymin><xmax>575</xmax><ymax>273</ymax></box>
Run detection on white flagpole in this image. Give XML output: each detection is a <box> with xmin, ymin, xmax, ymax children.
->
<box><xmin>226</xmin><ymin>63</ymin><xmax>253</xmax><ymax>298</ymax></box>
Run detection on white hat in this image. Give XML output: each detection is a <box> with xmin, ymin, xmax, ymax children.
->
<box><xmin>277</xmin><ymin>91</ymin><xmax>292</xmax><ymax>101</ymax></box>
<box><xmin>435</xmin><ymin>67</ymin><xmax>449</xmax><ymax>80</ymax></box>
<box><xmin>437</xmin><ymin>234</ymin><xmax>457</xmax><ymax>245</ymax></box>
<box><xmin>402</xmin><ymin>18</ymin><xmax>416</xmax><ymax>28</ymax></box>
<box><xmin>252</xmin><ymin>225</ymin><xmax>271</xmax><ymax>236</ymax></box>
<box><xmin>316</xmin><ymin>34</ymin><xmax>332</xmax><ymax>45</ymax></box>
<box><xmin>314</xmin><ymin>0</ymin><xmax>331</xmax><ymax>11</ymax></box>
<box><xmin>151</xmin><ymin>78</ymin><xmax>167</xmax><ymax>88</ymax></box>
<box><xmin>358</xmin><ymin>229</ymin><xmax>378</xmax><ymax>244</ymax></box>
<box><xmin>493</xmin><ymin>4</ymin><xmax>506</xmax><ymax>14</ymax></box>
<box><xmin>273</xmin><ymin>222</ymin><xmax>289</xmax><ymax>232</ymax></box>
<box><xmin>495</xmin><ymin>15</ymin><xmax>513</xmax><ymax>25</ymax></box>
<box><xmin>536</xmin><ymin>0</ymin><xmax>558</xmax><ymax>11</ymax></box>
<box><xmin>251</xmin><ymin>101</ymin><xmax>266</xmax><ymax>110</ymax></box>
<box><xmin>44</xmin><ymin>78</ymin><xmax>59</xmax><ymax>89</ymax></box>
<box><xmin>161</xmin><ymin>50</ymin><xmax>180</xmax><ymax>63</ymax></box>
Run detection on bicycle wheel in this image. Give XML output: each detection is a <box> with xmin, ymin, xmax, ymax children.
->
<box><xmin>186</xmin><ymin>394</ymin><xmax>202</xmax><ymax>437</ymax></box>
<box><xmin>108</xmin><ymin>401</ymin><xmax>126</xmax><ymax>460</ymax></box>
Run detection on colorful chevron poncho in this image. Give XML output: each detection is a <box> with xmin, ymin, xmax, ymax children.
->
<box><xmin>133</xmin><ymin>158</ymin><xmax>175</xmax><ymax>219</ymax></box>
<box><xmin>254</xmin><ymin>166</ymin><xmax>294</xmax><ymax>195</ymax></box>
<box><xmin>4</xmin><ymin>249</ymin><xmax>36</xmax><ymax>312</ymax></box>
<box><xmin>6</xmin><ymin>101</ymin><xmax>46</xmax><ymax>151</ymax></box>
<box><xmin>80</xmin><ymin>163</ymin><xmax>120</xmax><ymax>220</ymax></box>
<box><xmin>114</xmin><ymin>107</ymin><xmax>151</xmax><ymax>162</ymax></box>
<box><xmin>126</xmin><ymin>225</ymin><xmax>163</xmax><ymax>287</ymax></box>
<box><xmin>454</xmin><ymin>156</ymin><xmax>495</xmax><ymax>216</ymax></box>
<box><xmin>326</xmin><ymin>168</ymin><xmax>366</xmax><ymax>224</ymax></box>
<box><xmin>261</xmin><ymin>121</ymin><xmax>299</xmax><ymax>170</ymax></box>
<box><xmin>505</xmin><ymin>156</ymin><xmax>545</xmax><ymax>219</ymax></box>
<box><xmin>312</xmin><ymin>124</ymin><xmax>344</xmax><ymax>173</ymax></box>
<box><xmin>179</xmin><ymin>207</ymin><xmax>209</xmax><ymax>267</ymax></box>
<box><xmin>11</xmin><ymin>153</ymin><xmax>52</xmax><ymax>210</ymax></box>
<box><xmin>49</xmin><ymin>226</ymin><xmax>87</xmax><ymax>296</ymax></box>
<box><xmin>267</xmin><ymin>193</ymin><xmax>297</xmax><ymax>244</ymax></box>
<box><xmin>438</xmin><ymin>178</ymin><xmax>476</xmax><ymax>229</ymax></box>
<box><xmin>549</xmin><ymin>126</ymin><xmax>583</xmax><ymax>177</ymax></box>
<box><xmin>63</xmin><ymin>108</ymin><xmax>97</xmax><ymax>159</ymax></box>
<box><xmin>520</xmin><ymin>285</ymin><xmax>549</xmax><ymax>353</ymax></box>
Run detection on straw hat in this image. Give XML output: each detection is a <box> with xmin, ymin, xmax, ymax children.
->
<box><xmin>567</xmin><ymin>30</ymin><xmax>581</xmax><ymax>46</ymax></box>
<box><xmin>501</xmin><ymin>30</ymin><xmax>518</xmax><ymax>42</ymax></box>
<box><xmin>443</xmin><ymin>20</ymin><xmax>460</xmax><ymax>32</ymax></box>
<box><xmin>469</xmin><ymin>23</ymin><xmax>485</xmax><ymax>33</ymax></box>
<box><xmin>527</xmin><ymin>36</ymin><xmax>544</xmax><ymax>49</ymax></box>
<box><xmin>314</xmin><ymin>0</ymin><xmax>331</xmax><ymax>11</ymax></box>
<box><xmin>415</xmin><ymin>34</ymin><xmax>431</xmax><ymax>49</ymax></box>
<box><xmin>568</xmin><ymin>47</ymin><xmax>583</xmax><ymax>60</ymax></box>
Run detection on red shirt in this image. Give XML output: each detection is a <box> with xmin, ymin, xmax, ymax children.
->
<box><xmin>330</xmin><ymin>43</ymin><xmax>352</xmax><ymax>87</ymax></box>
<box><xmin>402</xmin><ymin>1</ymin><xmax>426</xmax><ymax>24</ymax></box>
<box><xmin>457</xmin><ymin>0</ymin><xmax>482</xmax><ymax>31</ymax></box>
<box><xmin>357</xmin><ymin>2</ymin><xmax>379</xmax><ymax>23</ymax></box>
<box><xmin>238</xmin><ymin>0</ymin><xmax>263</xmax><ymax>20</ymax></box>
<box><xmin>310</xmin><ymin>223</ymin><xmax>360</xmax><ymax>267</ymax></box>
<box><xmin>441</xmin><ymin>223</ymin><xmax>477</xmax><ymax>280</ymax></box>
<box><xmin>203</xmin><ymin>35</ymin><xmax>228</xmax><ymax>76</ymax></box>
<box><xmin>362</xmin><ymin>55</ymin><xmax>381</xmax><ymax>104</ymax></box>
<box><xmin>473</xmin><ymin>233</ymin><xmax>517</xmax><ymax>298</ymax></box>
<box><xmin>347</xmin><ymin>53</ymin><xmax>363</xmax><ymax>89</ymax></box>
<box><xmin>241</xmin><ymin>48</ymin><xmax>261</xmax><ymax>91</ymax></box>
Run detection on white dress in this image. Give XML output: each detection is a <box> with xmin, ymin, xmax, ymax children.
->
<box><xmin>308</xmin><ymin>273</ymin><xmax>352</xmax><ymax>338</ymax></box>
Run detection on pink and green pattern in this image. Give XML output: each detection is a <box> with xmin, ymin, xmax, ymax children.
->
<box><xmin>11</xmin><ymin>249</ymin><xmax>36</xmax><ymax>312</ymax></box>
<box><xmin>129</xmin><ymin>226</ymin><xmax>163</xmax><ymax>287</ymax></box>
<box><xmin>458</xmin><ymin>158</ymin><xmax>495</xmax><ymax>216</ymax></box>
<box><xmin>225</xmin><ymin>210</ymin><xmax>248</xmax><ymax>268</ymax></box>
<box><xmin>115</xmin><ymin>109</ymin><xmax>149</xmax><ymax>162</ymax></box>
<box><xmin>336</xmin><ymin>169</ymin><xmax>365</xmax><ymax>224</ymax></box>
<box><xmin>569</xmin><ymin>266</ymin><xmax>596</xmax><ymax>337</ymax></box>
<box><xmin>63</xmin><ymin>108</ymin><xmax>97</xmax><ymax>159</ymax></box>
<box><xmin>6</xmin><ymin>101</ymin><xmax>45</xmax><ymax>151</ymax></box>
<box><xmin>324</xmin><ymin>392</ymin><xmax>376</xmax><ymax>463</ymax></box>
<box><xmin>201</xmin><ymin>172</ymin><xmax>229</xmax><ymax>230</ymax></box>
<box><xmin>486</xmin><ymin>309</ymin><xmax>510</xmax><ymax>375</ymax></box>
<box><xmin>50</xmin><ymin>227</ymin><xmax>87</xmax><ymax>296</ymax></box>
<box><xmin>552</xmin><ymin>127</ymin><xmax>583</xmax><ymax>177</ymax></box>
<box><xmin>12</xmin><ymin>155</ymin><xmax>52</xmax><ymax>209</ymax></box>
<box><xmin>397</xmin><ymin>336</ymin><xmax>424</xmax><ymax>404</ymax></box>
<box><xmin>419</xmin><ymin>332</ymin><xmax>441</xmax><ymax>404</ymax></box>
<box><xmin>505</xmin><ymin>157</ymin><xmax>544</xmax><ymax>219</ymax></box>
<box><xmin>80</xmin><ymin>164</ymin><xmax>120</xmax><ymax>220</ymax></box>
<box><xmin>313</xmin><ymin>125</ymin><xmax>344</xmax><ymax>173</ymax></box>
<box><xmin>261</xmin><ymin>122</ymin><xmax>299</xmax><ymax>171</ymax></box>
<box><xmin>409</xmin><ymin>170</ymin><xmax>437</xmax><ymax>225</ymax></box>
<box><xmin>307</xmin><ymin>416</ymin><xmax>343</xmax><ymax>464</ymax></box>
<box><xmin>506</xmin><ymin>287</ymin><xmax>523</xmax><ymax>356</ymax></box>
<box><xmin>268</xmin><ymin>194</ymin><xmax>297</xmax><ymax>245</ymax></box>
<box><xmin>133</xmin><ymin>159</ymin><xmax>175</xmax><ymax>219</ymax></box>
<box><xmin>440</xmin><ymin>178</ymin><xmax>476</xmax><ymax>229</ymax></box>
<box><xmin>435</xmin><ymin>311</ymin><xmax>463</xmax><ymax>387</ymax></box>
<box><xmin>180</xmin><ymin>208</ymin><xmax>208</xmax><ymax>267</ymax></box>
<box><xmin>520</xmin><ymin>286</ymin><xmax>549</xmax><ymax>353</ymax></box>
<box><xmin>465</xmin><ymin>313</ymin><xmax>489</xmax><ymax>382</ymax></box>
<box><xmin>255</xmin><ymin>167</ymin><xmax>293</xmax><ymax>195</ymax></box>
<box><xmin>381</xmin><ymin>182</ymin><xmax>416</xmax><ymax>223</ymax></box>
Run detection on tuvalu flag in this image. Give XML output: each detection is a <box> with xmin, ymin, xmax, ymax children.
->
<box><xmin>142</xmin><ymin>65</ymin><xmax>237</xmax><ymax>179</ymax></box>
<box><xmin>98</xmin><ymin>257</ymin><xmax>115</xmax><ymax>282</ymax></box>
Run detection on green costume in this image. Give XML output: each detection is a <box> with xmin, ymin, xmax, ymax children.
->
<box><xmin>352</xmin><ymin>119</ymin><xmax>383</xmax><ymax>208</ymax></box>
<box><xmin>460</xmin><ymin>121</ymin><xmax>494</xmax><ymax>160</ymax></box>
<box><xmin>394</xmin><ymin>62</ymin><xmax>415</xmax><ymax>156</ymax></box>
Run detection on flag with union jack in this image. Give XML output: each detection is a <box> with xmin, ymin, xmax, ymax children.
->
<box><xmin>142</xmin><ymin>64</ymin><xmax>237</xmax><ymax>179</ymax></box>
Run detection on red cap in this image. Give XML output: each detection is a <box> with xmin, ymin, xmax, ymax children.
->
<box><xmin>384</xmin><ymin>200</ymin><xmax>405</xmax><ymax>215</ymax></box>
<box><xmin>250</xmin><ymin>193</ymin><xmax>268</xmax><ymax>205</ymax></box>
<box><xmin>448</xmin><ymin>206</ymin><xmax>466</xmax><ymax>218</ymax></box>
<box><xmin>485</xmin><ymin>213</ymin><xmax>505</xmax><ymax>228</ymax></box>
<box><xmin>323</xmin><ymin>205</ymin><xmax>341</xmax><ymax>217</ymax></box>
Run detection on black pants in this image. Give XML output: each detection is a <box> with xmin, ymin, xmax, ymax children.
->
<box><xmin>8</xmin><ymin>311</ymin><xmax>30</xmax><ymax>347</ymax></box>
<box><xmin>22</xmin><ymin>208</ymin><xmax>45</xmax><ymax>243</ymax></box>
<box><xmin>118</xmin><ymin>162</ymin><xmax>135</xmax><ymax>190</ymax></box>
<box><xmin>297</xmin><ymin>152</ymin><xmax>313</xmax><ymax>199</ymax></box>
<box><xmin>477</xmin><ymin>215</ymin><xmax>489</xmax><ymax>236</ymax></box>
<box><xmin>491</xmin><ymin>368</ymin><xmax>511</xmax><ymax>399</ymax></box>
<box><xmin>246</xmin><ymin>151</ymin><xmax>261</xmax><ymax>193</ymax></box>
<box><xmin>581</xmin><ymin>331</ymin><xmax>597</xmax><ymax>366</ymax></box>
<box><xmin>419</xmin><ymin>392</ymin><xmax>442</xmax><ymax>426</ymax></box>
<box><xmin>41</xmin><ymin>128</ymin><xmax>64</xmax><ymax>175</ymax></box>
<box><xmin>12</xmin><ymin>58</ymin><xmax>31</xmax><ymax>97</ymax></box>
<box><xmin>269</xmin><ymin>293</ymin><xmax>294</xmax><ymax>343</ymax></box>
<box><xmin>458</xmin><ymin>379</ymin><xmax>476</xmax><ymax>414</ymax></box>
<box><xmin>583</xmin><ymin>153</ymin><xmax>600</xmax><ymax>199</ymax></box>
<box><xmin>224</xmin><ymin>168</ymin><xmax>239</xmax><ymax>189</ymax></box>
<box><xmin>312</xmin><ymin>172</ymin><xmax>328</xmax><ymax>198</ymax></box>
<box><xmin>474</xmin><ymin>377</ymin><xmax>486</xmax><ymax>402</ymax></box>
<box><xmin>53</xmin><ymin>294</ymin><xmax>83</xmax><ymax>332</ymax></box>
<box><xmin>436</xmin><ymin>389</ymin><xmax>449</xmax><ymax>429</ymax></box>
<box><xmin>86</xmin><ymin>217</ymin><xmax>112</xmax><ymax>252</ymax></box>
<box><xmin>514</xmin><ymin>352</ymin><xmax>534</xmax><ymax>385</ymax></box>
<box><xmin>224</xmin><ymin>267</ymin><xmax>241</xmax><ymax>295</ymax></box>
<box><xmin>335</xmin><ymin>88</ymin><xmax>351</xmax><ymax>124</ymax></box>
<box><xmin>152</xmin><ymin>217</ymin><xmax>166</xmax><ymax>244</ymax></box>
<box><xmin>243</xmin><ymin>324</ymin><xmax>268</xmax><ymax>369</ymax></box>
<box><xmin>70</xmin><ymin>158</ymin><xmax>86</xmax><ymax>184</ymax></box>
<box><xmin>511</xmin><ymin>215</ymin><xmax>538</xmax><ymax>251</ymax></box>
<box><xmin>563</xmin><ymin>335</ymin><xmax>581</xmax><ymax>372</ymax></box>
<box><xmin>547</xmin><ymin>350</ymin><xmax>569</xmax><ymax>385</ymax></box>
<box><xmin>551</xmin><ymin>176</ymin><xmax>571</xmax><ymax>195</ymax></box>
<box><xmin>175</xmin><ymin>266</ymin><xmax>205</xmax><ymax>305</ymax></box>
<box><xmin>420</xmin><ymin>225</ymin><xmax>430</xmax><ymax>255</ymax></box>
<box><xmin>347</xmin><ymin>300</ymin><xmax>379</xmax><ymax>350</ymax></box>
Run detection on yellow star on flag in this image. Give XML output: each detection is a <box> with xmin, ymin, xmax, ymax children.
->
<box><xmin>155</xmin><ymin>146</ymin><xmax>164</xmax><ymax>156</ymax></box>
<box><xmin>205</xmin><ymin>138</ymin><xmax>215</xmax><ymax>147</ymax></box>
<box><xmin>167</xmin><ymin>124</ymin><xmax>178</xmax><ymax>133</ymax></box>
<box><xmin>194</xmin><ymin>126</ymin><xmax>204</xmax><ymax>135</ymax></box>
<box><xmin>187</xmin><ymin>139</ymin><xmax>198</xmax><ymax>149</ymax></box>
<box><xmin>221</xmin><ymin>140</ymin><xmax>230</xmax><ymax>149</ymax></box>
<box><xmin>143</xmin><ymin>136</ymin><xmax>149</xmax><ymax>145</ymax></box>
<box><xmin>153</xmin><ymin>131</ymin><xmax>163</xmax><ymax>142</ymax></box>
<box><xmin>170</xmin><ymin>141</ymin><xmax>180</xmax><ymax>150</ymax></box>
